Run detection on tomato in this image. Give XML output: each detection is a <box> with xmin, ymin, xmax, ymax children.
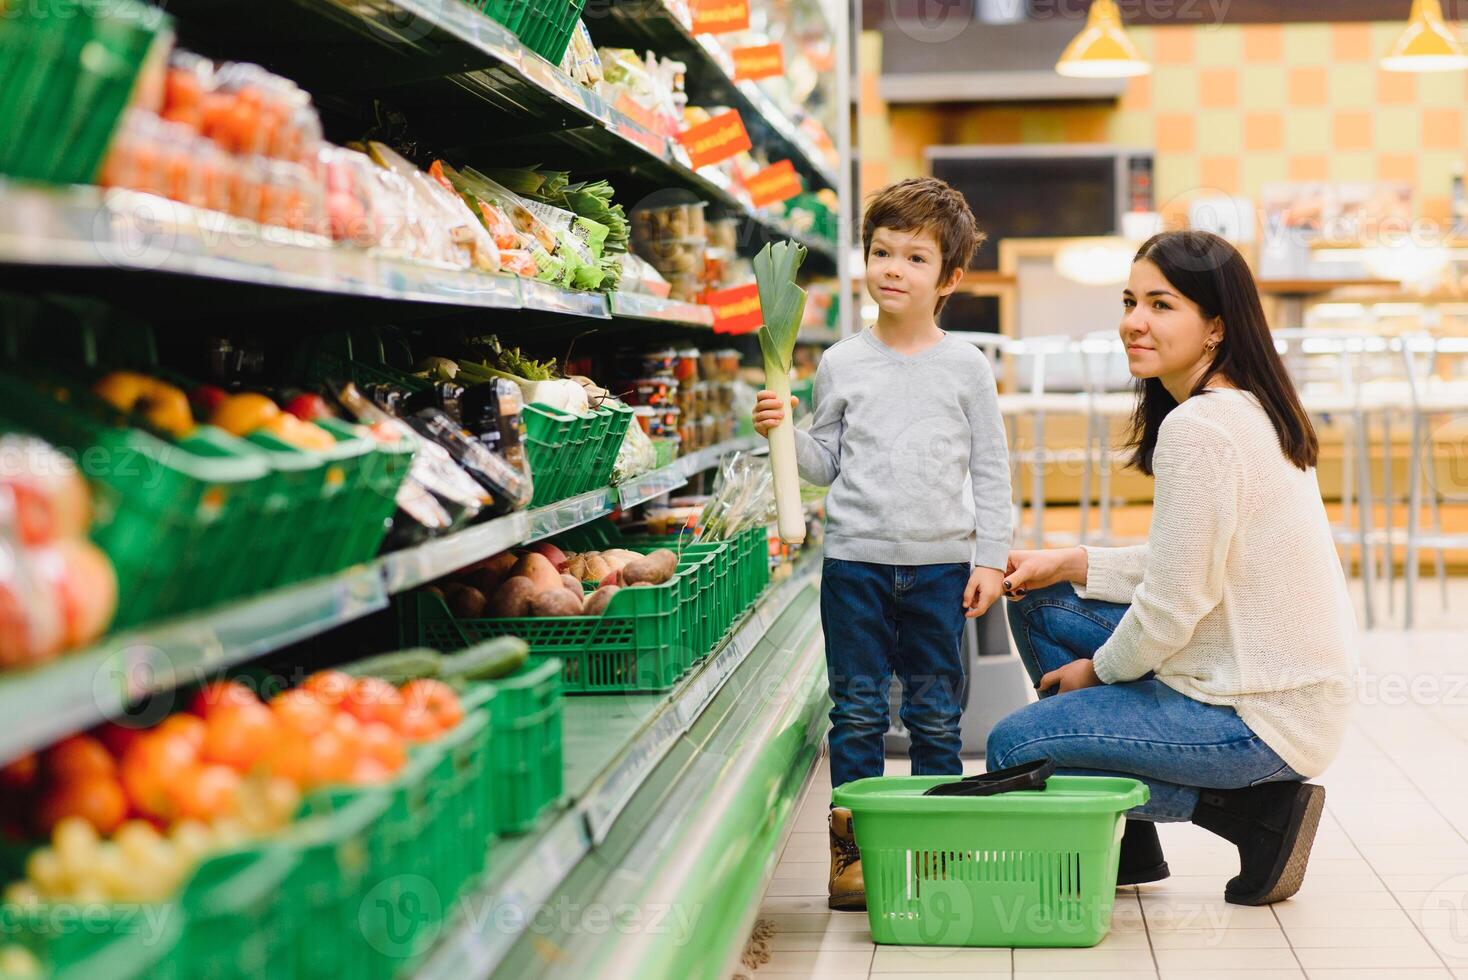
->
<box><xmin>94</xmin><ymin>721</ymin><xmax>143</xmax><ymax>760</ymax></box>
<box><xmin>43</xmin><ymin>735</ymin><xmax>116</xmax><ymax>783</ymax></box>
<box><xmin>270</xmin><ymin>689</ymin><xmax>333</xmax><ymax>737</ymax></box>
<box><xmin>35</xmin><ymin>775</ymin><xmax>128</xmax><ymax>835</ymax></box>
<box><xmin>349</xmin><ymin>759</ymin><xmax>394</xmax><ymax>786</ymax></box>
<box><xmin>300</xmin><ymin>729</ymin><xmax>354</xmax><ymax>789</ymax></box>
<box><xmin>0</xmin><ymin>753</ymin><xmax>38</xmax><ymax>793</ymax></box>
<box><xmin>344</xmin><ymin>678</ymin><xmax>405</xmax><ymax>731</ymax></box>
<box><xmin>359</xmin><ymin>723</ymin><xmax>406</xmax><ymax>774</ymax></box>
<box><xmin>156</xmin><ymin>714</ymin><xmax>207</xmax><ymax>753</ymax></box>
<box><xmin>175</xmin><ymin>764</ymin><xmax>241</xmax><ymax>822</ymax></box>
<box><xmin>301</xmin><ymin>670</ymin><xmax>353</xmax><ymax>708</ymax></box>
<box><xmin>400</xmin><ymin>680</ymin><xmax>463</xmax><ymax>733</ymax></box>
<box><xmin>120</xmin><ymin>733</ymin><xmax>199</xmax><ymax>821</ymax></box>
<box><xmin>202</xmin><ymin>702</ymin><xmax>278</xmax><ymax>773</ymax></box>
<box><xmin>189</xmin><ymin>680</ymin><xmax>258</xmax><ymax>717</ymax></box>
<box><xmin>396</xmin><ymin>706</ymin><xmax>440</xmax><ymax>743</ymax></box>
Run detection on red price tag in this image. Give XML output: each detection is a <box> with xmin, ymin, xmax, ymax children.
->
<box><xmin>733</xmin><ymin>43</ymin><xmax>784</xmax><ymax>82</ymax></box>
<box><xmin>707</xmin><ymin>281</ymin><xmax>763</xmax><ymax>334</ymax></box>
<box><xmin>748</xmin><ymin>160</ymin><xmax>802</xmax><ymax>208</ymax></box>
<box><xmin>691</xmin><ymin>0</ymin><xmax>750</xmax><ymax>35</ymax></box>
<box><xmin>677</xmin><ymin>110</ymin><xmax>752</xmax><ymax>170</ymax></box>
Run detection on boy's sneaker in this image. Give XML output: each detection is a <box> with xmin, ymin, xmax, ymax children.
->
<box><xmin>828</xmin><ymin>807</ymin><xmax>866</xmax><ymax>911</ymax></box>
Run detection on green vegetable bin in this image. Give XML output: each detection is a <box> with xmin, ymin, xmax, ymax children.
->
<box><xmin>0</xmin><ymin>889</ymin><xmax>183</xmax><ymax>980</ymax></box>
<box><xmin>463</xmin><ymin>659</ymin><xmax>564</xmax><ymax>834</ymax></box>
<box><xmin>0</xmin><ymin>0</ymin><xmax>169</xmax><ymax>185</ymax></box>
<box><xmin>471</xmin><ymin>0</ymin><xmax>587</xmax><ymax>64</ymax></box>
<box><xmin>833</xmin><ymin>775</ymin><xmax>1149</xmax><ymax>948</ymax></box>
<box><xmin>168</xmin><ymin>844</ymin><xmax>301</xmax><ymax>980</ymax></box>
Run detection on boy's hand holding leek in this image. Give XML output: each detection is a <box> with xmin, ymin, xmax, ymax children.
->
<box><xmin>752</xmin><ymin>241</ymin><xmax>809</xmax><ymax>545</ymax></box>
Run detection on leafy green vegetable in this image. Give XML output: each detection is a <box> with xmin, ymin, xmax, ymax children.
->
<box><xmin>754</xmin><ymin>241</ymin><xmax>809</xmax><ymax>376</ymax></box>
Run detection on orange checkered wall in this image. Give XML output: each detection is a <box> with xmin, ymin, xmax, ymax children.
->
<box><xmin>862</xmin><ymin>23</ymin><xmax>1468</xmax><ymax>225</ymax></box>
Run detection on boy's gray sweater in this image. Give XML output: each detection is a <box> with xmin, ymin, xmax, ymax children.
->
<box><xmin>794</xmin><ymin>327</ymin><xmax>1012</xmax><ymax>570</ymax></box>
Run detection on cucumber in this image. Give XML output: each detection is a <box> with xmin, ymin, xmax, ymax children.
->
<box><xmin>340</xmin><ymin>648</ymin><xmax>444</xmax><ymax>683</ymax></box>
<box><xmin>440</xmin><ymin>637</ymin><xmax>529</xmax><ymax>681</ymax></box>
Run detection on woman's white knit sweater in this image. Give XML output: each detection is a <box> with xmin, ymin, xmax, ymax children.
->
<box><xmin>1077</xmin><ymin>388</ymin><xmax>1357</xmax><ymax>778</ymax></box>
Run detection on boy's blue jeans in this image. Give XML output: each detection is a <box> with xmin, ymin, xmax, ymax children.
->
<box><xmin>990</xmin><ymin>582</ymin><xmax>1302</xmax><ymax>822</ymax></box>
<box><xmin>821</xmin><ymin>557</ymin><xmax>970</xmax><ymax>791</ymax></box>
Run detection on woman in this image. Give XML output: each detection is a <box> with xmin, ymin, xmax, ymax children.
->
<box><xmin>988</xmin><ymin>231</ymin><xmax>1356</xmax><ymax>906</ymax></box>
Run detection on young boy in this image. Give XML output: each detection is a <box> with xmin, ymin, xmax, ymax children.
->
<box><xmin>753</xmin><ymin>177</ymin><xmax>1012</xmax><ymax>910</ymax></box>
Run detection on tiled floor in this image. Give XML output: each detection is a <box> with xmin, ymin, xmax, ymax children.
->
<box><xmin>741</xmin><ymin>579</ymin><xmax>1468</xmax><ymax>979</ymax></box>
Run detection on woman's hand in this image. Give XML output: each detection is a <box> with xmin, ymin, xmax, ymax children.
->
<box><xmin>753</xmin><ymin>390</ymin><xmax>797</xmax><ymax>438</ymax></box>
<box><xmin>1003</xmin><ymin>547</ymin><xmax>1088</xmax><ymax>598</ymax></box>
<box><xmin>1037</xmin><ymin>659</ymin><xmax>1104</xmax><ymax>695</ymax></box>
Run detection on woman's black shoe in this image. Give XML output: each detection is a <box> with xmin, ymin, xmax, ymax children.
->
<box><xmin>1116</xmin><ymin>819</ymin><xmax>1170</xmax><ymax>886</ymax></box>
<box><xmin>1190</xmin><ymin>781</ymin><xmax>1325</xmax><ymax>906</ymax></box>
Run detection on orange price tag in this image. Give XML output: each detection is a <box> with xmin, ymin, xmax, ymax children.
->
<box><xmin>691</xmin><ymin>0</ymin><xmax>749</xmax><ymax>35</ymax></box>
<box><xmin>707</xmin><ymin>281</ymin><xmax>763</xmax><ymax>334</ymax></box>
<box><xmin>748</xmin><ymin>160</ymin><xmax>802</xmax><ymax>208</ymax></box>
<box><xmin>677</xmin><ymin>110</ymin><xmax>752</xmax><ymax>170</ymax></box>
<box><xmin>733</xmin><ymin>43</ymin><xmax>784</xmax><ymax>82</ymax></box>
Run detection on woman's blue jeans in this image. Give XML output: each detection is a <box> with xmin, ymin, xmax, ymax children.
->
<box><xmin>821</xmin><ymin>558</ymin><xmax>969</xmax><ymax>791</ymax></box>
<box><xmin>988</xmin><ymin>583</ymin><xmax>1302</xmax><ymax>822</ymax></box>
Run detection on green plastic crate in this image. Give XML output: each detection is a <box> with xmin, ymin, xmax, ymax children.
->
<box><xmin>275</xmin><ymin>789</ymin><xmax>394</xmax><ymax>980</ymax></box>
<box><xmin>0</xmin><ymin>369</ymin><xmax>270</xmax><ymax>629</ymax></box>
<box><xmin>463</xmin><ymin>658</ymin><xmax>564</xmax><ymax>834</ymax></box>
<box><xmin>170</xmin><ymin>844</ymin><xmax>300</xmax><ymax>980</ymax></box>
<box><xmin>0</xmin><ymin>0</ymin><xmax>169</xmax><ymax>184</ymax></box>
<box><xmin>423</xmin><ymin>709</ymin><xmax>492</xmax><ymax>900</ymax></box>
<box><xmin>0</xmin><ymin>889</ymin><xmax>183</xmax><ymax>980</ymax></box>
<box><xmin>473</xmin><ymin>0</ymin><xmax>586</xmax><ymax>64</ymax></box>
<box><xmin>833</xmin><ymin>775</ymin><xmax>1149</xmax><ymax>948</ymax></box>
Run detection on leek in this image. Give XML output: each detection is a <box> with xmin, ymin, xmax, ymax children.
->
<box><xmin>754</xmin><ymin>241</ymin><xmax>809</xmax><ymax>545</ymax></box>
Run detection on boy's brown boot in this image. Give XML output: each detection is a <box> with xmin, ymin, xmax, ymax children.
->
<box><xmin>828</xmin><ymin>807</ymin><xmax>866</xmax><ymax>911</ymax></box>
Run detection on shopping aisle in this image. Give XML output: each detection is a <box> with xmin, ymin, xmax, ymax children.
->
<box><xmin>740</xmin><ymin>580</ymin><xmax>1468</xmax><ymax>979</ymax></box>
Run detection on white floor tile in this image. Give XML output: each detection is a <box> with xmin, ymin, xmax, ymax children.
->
<box><xmin>1281</xmin><ymin>925</ymin><xmax>1435</xmax><ymax>949</ymax></box>
<box><xmin>1292</xmin><ymin>946</ymin><xmax>1447</xmax><ymax>970</ymax></box>
<box><xmin>1012</xmin><ymin>947</ymin><xmax>1158</xmax><ymax>972</ymax></box>
<box><xmin>1157</xmin><ymin>972</ymin><xmax>1303</xmax><ymax>980</ymax></box>
<box><xmin>768</xmin><ymin>932</ymin><xmax>885</xmax><ymax>952</ymax></box>
<box><xmin>1147</xmin><ymin>929</ymin><xmax>1291</xmax><ymax>949</ymax></box>
<box><xmin>1152</xmin><ymin>947</ymin><xmax>1302</xmax><ymax>971</ymax></box>
<box><xmin>870</xmin><ymin>946</ymin><xmax>1011</xmax><ymax>973</ymax></box>
<box><xmin>763</xmin><ymin>948</ymin><xmax>875</xmax><ymax>974</ymax></box>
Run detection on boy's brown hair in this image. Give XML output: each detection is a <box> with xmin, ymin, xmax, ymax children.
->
<box><xmin>862</xmin><ymin>177</ymin><xmax>986</xmax><ymax>313</ymax></box>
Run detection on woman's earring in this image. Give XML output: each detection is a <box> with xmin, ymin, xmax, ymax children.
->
<box><xmin>1205</xmin><ymin>340</ymin><xmax>1218</xmax><ymax>353</ymax></box>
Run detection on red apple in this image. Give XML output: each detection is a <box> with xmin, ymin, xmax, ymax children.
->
<box><xmin>285</xmin><ymin>393</ymin><xmax>332</xmax><ymax>422</ymax></box>
<box><xmin>191</xmin><ymin>385</ymin><xmax>229</xmax><ymax>416</ymax></box>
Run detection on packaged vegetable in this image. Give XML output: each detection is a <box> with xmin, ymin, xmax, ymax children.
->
<box><xmin>365</xmin><ymin>143</ymin><xmax>500</xmax><ymax>272</ymax></box>
<box><xmin>405</xmin><ymin>409</ymin><xmax>532</xmax><ymax>515</ymax></box>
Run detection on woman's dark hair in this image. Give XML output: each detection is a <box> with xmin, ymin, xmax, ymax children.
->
<box><xmin>1124</xmin><ymin>230</ymin><xmax>1318</xmax><ymax>475</ymax></box>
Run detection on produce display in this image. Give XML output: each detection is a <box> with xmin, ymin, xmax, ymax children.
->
<box><xmin>0</xmin><ymin>437</ymin><xmax>118</xmax><ymax>669</ymax></box>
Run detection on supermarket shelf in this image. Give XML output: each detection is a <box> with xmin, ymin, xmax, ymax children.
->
<box><xmin>416</xmin><ymin>555</ymin><xmax>822</xmax><ymax>979</ymax></box>
<box><xmin>0</xmin><ymin>183</ymin><xmax>736</xmax><ymax>329</ymax></box>
<box><xmin>0</xmin><ymin>566</ymin><xmax>386</xmax><ymax>766</ymax></box>
<box><xmin>163</xmin><ymin>0</ymin><xmax>838</xmax><ymax>270</ymax></box>
<box><xmin>590</xmin><ymin>0</ymin><xmax>840</xmax><ymax>193</ymax></box>
<box><xmin>0</xmin><ymin>436</ymin><xmax>757</xmax><ymax>763</ymax></box>
<box><xmin>607</xmin><ymin>292</ymin><xmax>714</xmax><ymax>326</ymax></box>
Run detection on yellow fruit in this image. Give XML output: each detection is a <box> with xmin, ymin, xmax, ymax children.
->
<box><xmin>210</xmin><ymin>393</ymin><xmax>280</xmax><ymax>437</ymax></box>
<box><xmin>261</xmin><ymin>413</ymin><xmax>335</xmax><ymax>452</ymax></box>
<box><xmin>3</xmin><ymin>882</ymin><xmax>42</xmax><ymax>909</ymax></box>
<box><xmin>71</xmin><ymin>880</ymin><xmax>109</xmax><ymax>904</ymax></box>
<box><xmin>94</xmin><ymin>843</ymin><xmax>134</xmax><ymax>900</ymax></box>
<box><xmin>115</xmin><ymin>820</ymin><xmax>164</xmax><ymax>865</ymax></box>
<box><xmin>0</xmin><ymin>945</ymin><xmax>42</xmax><ymax>978</ymax></box>
<box><xmin>170</xmin><ymin>819</ymin><xmax>214</xmax><ymax>866</ymax></box>
<box><xmin>264</xmin><ymin>777</ymin><xmax>301</xmax><ymax>828</ymax></box>
<box><xmin>25</xmin><ymin>848</ymin><xmax>67</xmax><ymax>896</ymax></box>
<box><xmin>53</xmin><ymin>817</ymin><xmax>100</xmax><ymax>882</ymax></box>
<box><xmin>93</xmin><ymin>372</ymin><xmax>152</xmax><ymax>412</ymax></box>
<box><xmin>139</xmin><ymin>383</ymin><xmax>195</xmax><ymax>438</ymax></box>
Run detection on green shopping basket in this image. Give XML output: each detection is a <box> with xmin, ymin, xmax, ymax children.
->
<box><xmin>834</xmin><ymin>773</ymin><xmax>1148</xmax><ymax>948</ymax></box>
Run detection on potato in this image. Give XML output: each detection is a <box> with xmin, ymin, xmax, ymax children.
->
<box><xmin>488</xmin><ymin>577</ymin><xmax>537</xmax><ymax>618</ymax></box>
<box><xmin>622</xmin><ymin>549</ymin><xmax>677</xmax><ymax>586</ymax></box>
<box><xmin>466</xmin><ymin>551</ymin><xmax>517</xmax><ymax>579</ymax></box>
<box><xmin>463</xmin><ymin>564</ymin><xmax>510</xmax><ymax>596</ymax></box>
<box><xmin>560</xmin><ymin>573</ymin><xmax>583</xmax><ymax>594</ymax></box>
<box><xmin>441</xmin><ymin>582</ymin><xmax>487</xmax><ymax>618</ymax></box>
<box><xmin>603</xmin><ymin>549</ymin><xmax>642</xmax><ymax>566</ymax></box>
<box><xmin>530</xmin><ymin>589</ymin><xmax>583</xmax><ymax>617</ymax></box>
<box><xmin>601</xmin><ymin>567</ymin><xmax>623</xmax><ymax>588</ymax></box>
<box><xmin>583</xmin><ymin>585</ymin><xmax>619</xmax><ymax>616</ymax></box>
<box><xmin>565</xmin><ymin>554</ymin><xmax>589</xmax><ymax>582</ymax></box>
<box><xmin>511</xmin><ymin>553</ymin><xmax>562</xmax><ymax>593</ymax></box>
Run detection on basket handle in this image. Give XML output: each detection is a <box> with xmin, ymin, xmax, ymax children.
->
<box><xmin>921</xmin><ymin>758</ymin><xmax>1054</xmax><ymax>797</ymax></box>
